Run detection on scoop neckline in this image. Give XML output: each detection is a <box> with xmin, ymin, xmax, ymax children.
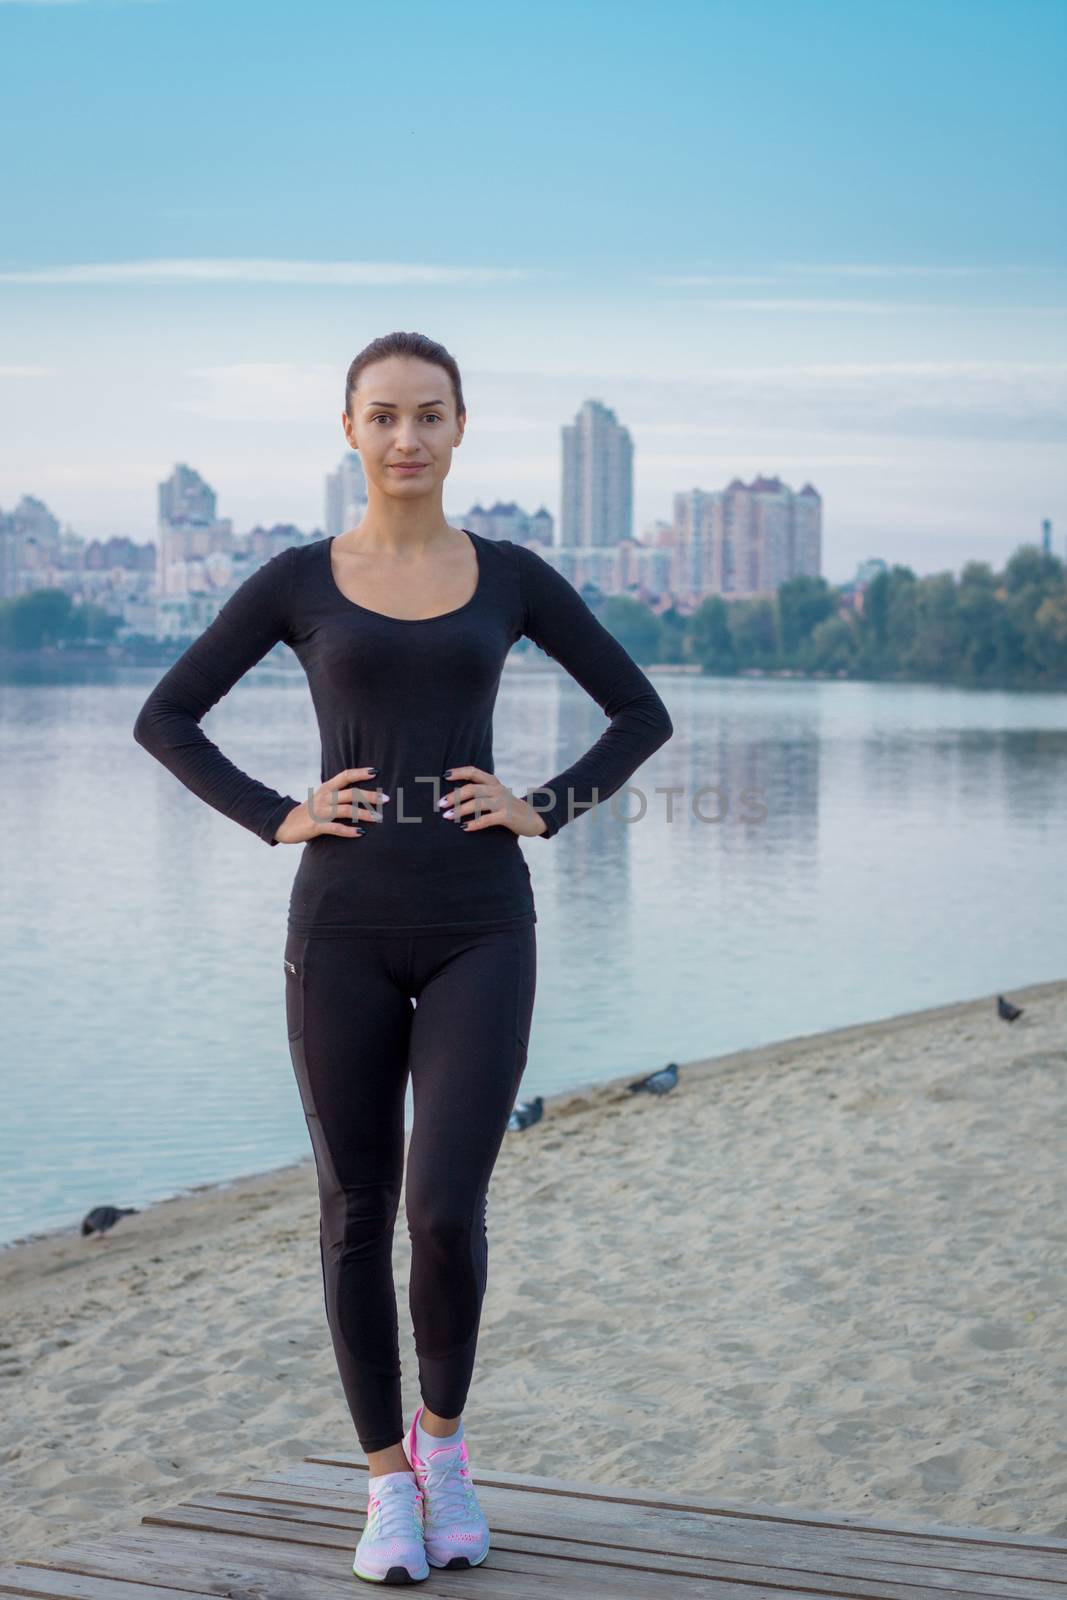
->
<box><xmin>324</xmin><ymin>528</ymin><xmax>483</xmax><ymax>624</ymax></box>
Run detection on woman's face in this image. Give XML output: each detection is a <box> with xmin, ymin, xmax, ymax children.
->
<box><xmin>342</xmin><ymin>355</ymin><xmax>465</xmax><ymax>503</ymax></box>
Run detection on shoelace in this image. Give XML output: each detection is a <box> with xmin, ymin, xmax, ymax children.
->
<box><xmin>366</xmin><ymin>1477</ymin><xmax>423</xmax><ymax>1541</ymax></box>
<box><xmin>421</xmin><ymin>1445</ymin><xmax>479</xmax><ymax>1526</ymax></box>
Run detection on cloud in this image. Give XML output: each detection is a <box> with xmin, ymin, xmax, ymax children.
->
<box><xmin>173</xmin><ymin>356</ymin><xmax>1067</xmax><ymax>445</ymax></box>
<box><xmin>779</xmin><ymin>263</ymin><xmax>1032</xmax><ymax>278</ymax></box>
<box><xmin>175</xmin><ymin>363</ymin><xmax>337</xmax><ymax>422</ymax></box>
<box><xmin>474</xmin><ymin>359</ymin><xmax>1067</xmax><ymax>446</ymax></box>
<box><xmin>690</xmin><ymin>298</ymin><xmax>1064</xmax><ymax>314</ymax></box>
<box><xmin>656</xmin><ymin>264</ymin><xmax>1034</xmax><ymax>287</ymax></box>
<box><xmin>696</xmin><ymin>298</ymin><xmax>949</xmax><ymax>313</ymax></box>
<box><xmin>639</xmin><ymin>451</ymin><xmax>893</xmax><ymax>469</ymax></box>
<box><xmin>0</xmin><ymin>257</ymin><xmax>532</xmax><ymax>286</ymax></box>
<box><xmin>0</xmin><ymin>1</ymin><xmax>162</xmax><ymax>6</ymax></box>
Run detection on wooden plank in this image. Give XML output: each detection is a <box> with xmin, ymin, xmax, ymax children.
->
<box><xmin>0</xmin><ymin>1566</ymin><xmax>216</xmax><ymax>1600</ymax></box>
<box><xmin>244</xmin><ymin>1463</ymin><xmax>1067</xmax><ymax>1587</ymax></box>
<box><xmin>13</xmin><ymin>1524</ymin><xmax>897</xmax><ymax>1600</ymax></box>
<box><xmin>169</xmin><ymin>1493</ymin><xmax>1063</xmax><ymax>1600</ymax></box>
<box><xmin>9</xmin><ymin>1535</ymin><xmax>419</xmax><ymax>1600</ymax></box>
<box><xmin>138</xmin><ymin>1498</ymin><xmax>1055</xmax><ymax>1600</ymax></box>
<box><xmin>305</xmin><ymin>1450</ymin><xmax>1067</xmax><ymax>1554</ymax></box>
<box><xmin>2</xmin><ymin>1454</ymin><xmax>1063</xmax><ymax>1600</ymax></box>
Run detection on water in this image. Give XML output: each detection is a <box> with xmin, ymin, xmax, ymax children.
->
<box><xmin>3</xmin><ymin>662</ymin><xmax>1066</xmax><ymax>1248</ymax></box>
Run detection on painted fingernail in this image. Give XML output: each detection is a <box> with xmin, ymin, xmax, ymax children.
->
<box><xmin>443</xmin><ymin>808</ymin><xmax>454</xmax><ymax>819</ymax></box>
<box><xmin>460</xmin><ymin>822</ymin><xmax>469</xmax><ymax>830</ymax></box>
<box><xmin>367</xmin><ymin>767</ymin><xmax>378</xmax><ymax>776</ymax></box>
<box><xmin>443</xmin><ymin>769</ymin><xmax>453</xmax><ymax>778</ymax></box>
<box><xmin>380</xmin><ymin>793</ymin><xmax>390</xmax><ymax>801</ymax></box>
<box><xmin>437</xmin><ymin>795</ymin><xmax>449</xmax><ymax>808</ymax></box>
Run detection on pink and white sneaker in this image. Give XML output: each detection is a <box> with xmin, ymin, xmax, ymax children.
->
<box><xmin>352</xmin><ymin>1470</ymin><xmax>429</xmax><ymax>1585</ymax></box>
<box><xmin>401</xmin><ymin>1405</ymin><xmax>490</xmax><ymax>1569</ymax></box>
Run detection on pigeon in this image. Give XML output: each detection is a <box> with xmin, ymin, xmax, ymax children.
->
<box><xmin>996</xmin><ymin>995</ymin><xmax>1023</xmax><ymax>1023</ymax></box>
<box><xmin>628</xmin><ymin>1061</ymin><xmax>680</xmax><ymax>1095</ymax></box>
<box><xmin>81</xmin><ymin>1205</ymin><xmax>139</xmax><ymax>1238</ymax></box>
<box><xmin>507</xmin><ymin>1096</ymin><xmax>543</xmax><ymax>1132</ymax></box>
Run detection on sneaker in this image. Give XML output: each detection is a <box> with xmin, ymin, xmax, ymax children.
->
<box><xmin>401</xmin><ymin>1404</ymin><xmax>490</xmax><ymax>1569</ymax></box>
<box><xmin>352</xmin><ymin>1470</ymin><xmax>429</xmax><ymax>1585</ymax></box>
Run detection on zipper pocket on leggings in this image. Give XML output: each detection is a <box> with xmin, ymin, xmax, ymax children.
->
<box><xmin>283</xmin><ymin>956</ymin><xmax>305</xmax><ymax>1040</ymax></box>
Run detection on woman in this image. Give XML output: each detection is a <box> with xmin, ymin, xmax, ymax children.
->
<box><xmin>133</xmin><ymin>330</ymin><xmax>673</xmax><ymax>1586</ymax></box>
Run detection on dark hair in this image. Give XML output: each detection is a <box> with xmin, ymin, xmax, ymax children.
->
<box><xmin>345</xmin><ymin>331</ymin><xmax>465</xmax><ymax>421</ymax></box>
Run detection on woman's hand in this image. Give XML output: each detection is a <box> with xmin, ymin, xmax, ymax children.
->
<box><xmin>272</xmin><ymin>766</ymin><xmax>388</xmax><ymax>843</ymax></box>
<box><xmin>438</xmin><ymin>765</ymin><xmax>548</xmax><ymax>838</ymax></box>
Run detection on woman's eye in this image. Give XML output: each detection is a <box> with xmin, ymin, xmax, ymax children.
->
<box><xmin>371</xmin><ymin>413</ymin><xmax>441</xmax><ymax>423</ymax></box>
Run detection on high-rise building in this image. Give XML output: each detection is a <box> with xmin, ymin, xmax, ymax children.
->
<box><xmin>460</xmin><ymin>501</ymin><xmax>554</xmax><ymax>544</ymax></box>
<box><xmin>560</xmin><ymin>399</ymin><xmax>633</xmax><ymax>548</ymax></box>
<box><xmin>671</xmin><ymin>475</ymin><xmax>822</xmax><ymax>603</ymax></box>
<box><xmin>325</xmin><ymin>453</ymin><xmax>368</xmax><ymax>538</ymax></box>
<box><xmin>158</xmin><ymin>463</ymin><xmax>216</xmax><ymax>525</ymax></box>
<box><xmin>672</xmin><ymin>489</ymin><xmax>721</xmax><ymax>597</ymax></box>
<box><xmin>156</xmin><ymin>464</ymin><xmax>234</xmax><ymax>598</ymax></box>
<box><xmin>0</xmin><ymin>494</ymin><xmax>64</xmax><ymax>594</ymax></box>
<box><xmin>0</xmin><ymin>510</ymin><xmax>17</xmax><ymax>600</ymax></box>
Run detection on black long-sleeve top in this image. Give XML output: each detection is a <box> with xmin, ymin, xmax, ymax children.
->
<box><xmin>133</xmin><ymin>530</ymin><xmax>674</xmax><ymax>934</ymax></box>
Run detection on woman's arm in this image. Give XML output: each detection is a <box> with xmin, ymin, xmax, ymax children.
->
<box><xmin>510</xmin><ymin>541</ymin><xmax>674</xmax><ymax>838</ymax></box>
<box><xmin>132</xmin><ymin>546</ymin><xmax>301</xmax><ymax>846</ymax></box>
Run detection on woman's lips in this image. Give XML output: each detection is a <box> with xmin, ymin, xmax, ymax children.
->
<box><xmin>391</xmin><ymin>464</ymin><xmax>427</xmax><ymax>472</ymax></box>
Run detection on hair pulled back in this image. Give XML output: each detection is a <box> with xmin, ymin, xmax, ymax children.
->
<box><xmin>344</xmin><ymin>331</ymin><xmax>466</xmax><ymax>420</ymax></box>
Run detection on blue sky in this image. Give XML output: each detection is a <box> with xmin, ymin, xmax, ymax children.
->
<box><xmin>1</xmin><ymin>0</ymin><xmax>1064</xmax><ymax>580</ymax></box>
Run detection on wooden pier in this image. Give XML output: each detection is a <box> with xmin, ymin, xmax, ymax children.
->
<box><xmin>1</xmin><ymin>1447</ymin><xmax>1063</xmax><ymax>1597</ymax></box>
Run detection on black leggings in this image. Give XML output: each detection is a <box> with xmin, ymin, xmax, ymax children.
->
<box><xmin>283</xmin><ymin>919</ymin><xmax>537</xmax><ymax>1453</ymax></box>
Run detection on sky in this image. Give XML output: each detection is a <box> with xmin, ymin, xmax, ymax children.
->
<box><xmin>0</xmin><ymin>0</ymin><xmax>1064</xmax><ymax>582</ymax></box>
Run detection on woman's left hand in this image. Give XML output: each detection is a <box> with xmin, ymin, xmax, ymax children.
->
<box><xmin>438</xmin><ymin>766</ymin><xmax>547</xmax><ymax>838</ymax></box>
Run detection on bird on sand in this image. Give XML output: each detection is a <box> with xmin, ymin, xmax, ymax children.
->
<box><xmin>81</xmin><ymin>1205</ymin><xmax>139</xmax><ymax>1238</ymax></box>
<box><xmin>628</xmin><ymin>1061</ymin><xmax>680</xmax><ymax>1095</ymax></box>
<box><xmin>507</xmin><ymin>1096</ymin><xmax>543</xmax><ymax>1132</ymax></box>
<box><xmin>996</xmin><ymin>995</ymin><xmax>1024</xmax><ymax>1023</ymax></box>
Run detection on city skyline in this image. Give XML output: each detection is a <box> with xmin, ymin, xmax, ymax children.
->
<box><xmin>1</xmin><ymin>0</ymin><xmax>1063</xmax><ymax>578</ymax></box>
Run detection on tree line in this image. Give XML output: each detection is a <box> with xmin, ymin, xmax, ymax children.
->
<box><xmin>588</xmin><ymin>544</ymin><xmax>1067</xmax><ymax>690</ymax></box>
<box><xmin>4</xmin><ymin>543</ymin><xmax>1067</xmax><ymax>689</ymax></box>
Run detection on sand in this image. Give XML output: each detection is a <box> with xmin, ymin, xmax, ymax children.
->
<box><xmin>2</xmin><ymin>978</ymin><xmax>1064</xmax><ymax>1563</ymax></box>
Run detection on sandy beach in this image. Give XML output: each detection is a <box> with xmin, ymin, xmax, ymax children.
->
<box><xmin>2</xmin><ymin>977</ymin><xmax>1064</xmax><ymax>1563</ymax></box>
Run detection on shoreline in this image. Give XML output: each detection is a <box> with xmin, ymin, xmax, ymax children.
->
<box><xmin>6</xmin><ymin>975</ymin><xmax>1060</xmax><ymax>1262</ymax></box>
<box><xmin>2</xmin><ymin>976</ymin><xmax>1064</xmax><ymax>1559</ymax></box>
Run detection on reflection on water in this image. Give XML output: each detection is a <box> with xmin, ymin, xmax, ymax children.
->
<box><xmin>3</xmin><ymin>664</ymin><xmax>1066</xmax><ymax>1246</ymax></box>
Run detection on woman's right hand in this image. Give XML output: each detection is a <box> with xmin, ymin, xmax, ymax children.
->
<box><xmin>272</xmin><ymin>766</ymin><xmax>388</xmax><ymax>843</ymax></box>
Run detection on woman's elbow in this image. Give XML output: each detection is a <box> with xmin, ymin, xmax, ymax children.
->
<box><xmin>648</xmin><ymin>691</ymin><xmax>673</xmax><ymax>746</ymax></box>
<box><xmin>133</xmin><ymin>695</ymin><xmax>163</xmax><ymax>753</ymax></box>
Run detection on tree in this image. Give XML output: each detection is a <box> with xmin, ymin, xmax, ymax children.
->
<box><xmin>909</xmin><ymin>572</ymin><xmax>960</xmax><ymax>681</ymax></box>
<box><xmin>956</xmin><ymin>561</ymin><xmax>1000</xmax><ymax>685</ymax></box>
<box><xmin>0</xmin><ymin>589</ymin><xmax>74</xmax><ymax>650</ymax></box>
<box><xmin>777</xmin><ymin>575</ymin><xmax>838</xmax><ymax>662</ymax></box>
<box><xmin>1002</xmin><ymin>545</ymin><xmax>1063</xmax><ymax>596</ymax></box>
<box><xmin>1031</xmin><ymin>587</ymin><xmax>1067</xmax><ymax>681</ymax></box>
<box><xmin>598</xmin><ymin>595</ymin><xmax>662</xmax><ymax>664</ymax></box>
<box><xmin>729</xmin><ymin>598</ymin><xmax>779</xmax><ymax>668</ymax></box>
<box><xmin>885</xmin><ymin>567</ymin><xmax>919</xmax><ymax>673</ymax></box>
<box><xmin>688</xmin><ymin>595</ymin><xmax>736</xmax><ymax>675</ymax></box>
<box><xmin>654</xmin><ymin>605</ymin><xmax>690</xmax><ymax>665</ymax></box>
<box><xmin>801</xmin><ymin>614</ymin><xmax>858</xmax><ymax>674</ymax></box>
